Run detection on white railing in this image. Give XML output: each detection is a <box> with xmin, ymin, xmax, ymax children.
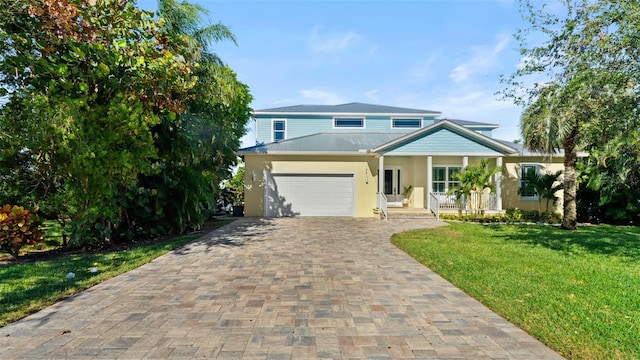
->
<box><xmin>377</xmin><ymin>192</ymin><xmax>388</xmax><ymax>220</ymax></box>
<box><xmin>473</xmin><ymin>192</ymin><xmax>497</xmax><ymax>210</ymax></box>
<box><xmin>432</xmin><ymin>192</ymin><xmax>461</xmax><ymax>210</ymax></box>
<box><xmin>429</xmin><ymin>192</ymin><xmax>440</xmax><ymax>219</ymax></box>
<box><xmin>431</xmin><ymin>192</ymin><xmax>498</xmax><ymax>211</ymax></box>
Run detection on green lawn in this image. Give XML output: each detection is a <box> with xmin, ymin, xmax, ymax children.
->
<box><xmin>0</xmin><ymin>219</ymin><xmax>234</xmax><ymax>327</ymax></box>
<box><xmin>391</xmin><ymin>222</ymin><xmax>640</xmax><ymax>360</ymax></box>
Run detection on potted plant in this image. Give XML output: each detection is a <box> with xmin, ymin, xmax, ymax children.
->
<box><xmin>402</xmin><ymin>185</ymin><xmax>413</xmax><ymax>207</ymax></box>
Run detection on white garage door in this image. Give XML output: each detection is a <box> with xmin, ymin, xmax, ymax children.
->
<box><xmin>265</xmin><ymin>173</ymin><xmax>355</xmax><ymax>217</ymax></box>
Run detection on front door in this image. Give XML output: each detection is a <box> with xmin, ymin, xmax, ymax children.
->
<box><xmin>384</xmin><ymin>167</ymin><xmax>403</xmax><ymax>206</ymax></box>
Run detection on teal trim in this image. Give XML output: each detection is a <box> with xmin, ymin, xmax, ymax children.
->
<box><xmin>385</xmin><ymin>128</ymin><xmax>502</xmax><ymax>155</ymax></box>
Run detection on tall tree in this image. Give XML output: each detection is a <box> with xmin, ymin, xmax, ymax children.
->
<box><xmin>502</xmin><ymin>0</ymin><xmax>640</xmax><ymax>230</ymax></box>
<box><xmin>0</xmin><ymin>0</ymin><xmax>251</xmax><ymax>244</ymax></box>
<box><xmin>115</xmin><ymin>0</ymin><xmax>251</xmax><ymax>236</ymax></box>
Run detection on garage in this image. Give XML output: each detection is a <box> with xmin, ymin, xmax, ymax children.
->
<box><xmin>265</xmin><ymin>173</ymin><xmax>355</xmax><ymax>217</ymax></box>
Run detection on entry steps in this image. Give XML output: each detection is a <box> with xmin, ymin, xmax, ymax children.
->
<box><xmin>384</xmin><ymin>207</ymin><xmax>436</xmax><ymax>220</ymax></box>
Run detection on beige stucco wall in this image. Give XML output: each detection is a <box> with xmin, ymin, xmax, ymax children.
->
<box><xmin>502</xmin><ymin>157</ymin><xmax>565</xmax><ymax>213</ymax></box>
<box><xmin>244</xmin><ymin>154</ymin><xmax>566</xmax><ymax>217</ymax></box>
<box><xmin>243</xmin><ymin>155</ymin><xmax>379</xmax><ymax>217</ymax></box>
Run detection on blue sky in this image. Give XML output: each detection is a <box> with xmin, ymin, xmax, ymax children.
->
<box><xmin>138</xmin><ymin>0</ymin><xmax>542</xmax><ymax>146</ymax></box>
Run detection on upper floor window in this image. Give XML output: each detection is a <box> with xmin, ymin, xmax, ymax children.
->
<box><xmin>392</xmin><ymin>118</ymin><xmax>421</xmax><ymax>129</ymax></box>
<box><xmin>334</xmin><ymin>117</ymin><xmax>364</xmax><ymax>128</ymax></box>
<box><xmin>520</xmin><ymin>164</ymin><xmax>539</xmax><ymax>198</ymax></box>
<box><xmin>272</xmin><ymin>119</ymin><xmax>286</xmax><ymax>142</ymax></box>
<box><xmin>432</xmin><ymin>166</ymin><xmax>461</xmax><ymax>193</ymax></box>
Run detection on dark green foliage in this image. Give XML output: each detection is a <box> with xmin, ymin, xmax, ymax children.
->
<box><xmin>0</xmin><ymin>0</ymin><xmax>251</xmax><ymax>245</ymax></box>
<box><xmin>577</xmin><ymin>144</ymin><xmax>640</xmax><ymax>225</ymax></box>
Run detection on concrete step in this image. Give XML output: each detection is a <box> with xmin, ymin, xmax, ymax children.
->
<box><xmin>386</xmin><ymin>207</ymin><xmax>436</xmax><ymax>219</ymax></box>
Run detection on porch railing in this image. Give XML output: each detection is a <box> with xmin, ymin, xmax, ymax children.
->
<box><xmin>377</xmin><ymin>192</ymin><xmax>388</xmax><ymax>220</ymax></box>
<box><xmin>431</xmin><ymin>192</ymin><xmax>498</xmax><ymax>211</ymax></box>
<box><xmin>429</xmin><ymin>192</ymin><xmax>440</xmax><ymax>219</ymax></box>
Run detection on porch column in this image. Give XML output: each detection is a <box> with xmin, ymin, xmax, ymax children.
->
<box><xmin>426</xmin><ymin>155</ymin><xmax>433</xmax><ymax>209</ymax></box>
<box><xmin>462</xmin><ymin>156</ymin><xmax>468</xmax><ymax>169</ymax></box>
<box><xmin>496</xmin><ymin>156</ymin><xmax>503</xmax><ymax>211</ymax></box>
<box><xmin>378</xmin><ymin>155</ymin><xmax>384</xmax><ymax>194</ymax></box>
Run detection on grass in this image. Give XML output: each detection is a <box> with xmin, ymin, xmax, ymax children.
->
<box><xmin>0</xmin><ymin>219</ymin><xmax>234</xmax><ymax>327</ymax></box>
<box><xmin>391</xmin><ymin>222</ymin><xmax>640</xmax><ymax>360</ymax></box>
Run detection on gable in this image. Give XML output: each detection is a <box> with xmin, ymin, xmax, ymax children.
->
<box><xmin>383</xmin><ymin>128</ymin><xmax>504</xmax><ymax>156</ymax></box>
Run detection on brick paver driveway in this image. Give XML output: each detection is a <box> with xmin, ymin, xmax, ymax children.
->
<box><xmin>0</xmin><ymin>218</ymin><xmax>562</xmax><ymax>359</ymax></box>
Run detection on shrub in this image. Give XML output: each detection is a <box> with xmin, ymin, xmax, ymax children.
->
<box><xmin>440</xmin><ymin>208</ymin><xmax>562</xmax><ymax>224</ymax></box>
<box><xmin>0</xmin><ymin>204</ymin><xmax>45</xmax><ymax>260</ymax></box>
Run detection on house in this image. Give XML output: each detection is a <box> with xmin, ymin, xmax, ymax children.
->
<box><xmin>238</xmin><ymin>103</ymin><xmax>564</xmax><ymax>218</ymax></box>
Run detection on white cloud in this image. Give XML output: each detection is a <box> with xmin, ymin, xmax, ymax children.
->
<box><xmin>299</xmin><ymin>88</ymin><xmax>346</xmax><ymax>104</ymax></box>
<box><xmin>364</xmin><ymin>89</ymin><xmax>379</xmax><ymax>102</ymax></box>
<box><xmin>407</xmin><ymin>51</ymin><xmax>441</xmax><ymax>82</ymax></box>
<box><xmin>449</xmin><ymin>33</ymin><xmax>510</xmax><ymax>82</ymax></box>
<box><xmin>429</xmin><ymin>89</ymin><xmax>522</xmax><ymax>141</ymax></box>
<box><xmin>310</xmin><ymin>29</ymin><xmax>360</xmax><ymax>54</ymax></box>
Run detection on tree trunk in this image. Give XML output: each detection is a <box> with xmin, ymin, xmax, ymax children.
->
<box><xmin>561</xmin><ymin>125</ymin><xmax>578</xmax><ymax>230</ymax></box>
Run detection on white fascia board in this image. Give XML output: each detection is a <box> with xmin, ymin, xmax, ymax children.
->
<box><xmin>383</xmin><ymin>152</ymin><xmax>506</xmax><ymax>157</ymax></box>
<box><xmin>254</xmin><ymin>111</ymin><xmax>442</xmax><ymax>117</ymax></box>
<box><xmin>505</xmin><ymin>150</ymin><xmax>589</xmax><ymax>158</ymax></box>
<box><xmin>240</xmin><ymin>151</ymin><xmax>373</xmax><ymax>156</ymax></box>
<box><xmin>462</xmin><ymin>124</ymin><xmax>500</xmax><ymax>129</ymax></box>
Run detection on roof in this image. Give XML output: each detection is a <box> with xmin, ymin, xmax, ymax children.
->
<box><xmin>239</xmin><ymin>121</ymin><xmax>519</xmax><ymax>156</ymax></box>
<box><xmin>495</xmin><ymin>139</ymin><xmax>589</xmax><ymax>157</ymax></box>
<box><xmin>437</xmin><ymin>118</ymin><xmax>499</xmax><ymax>128</ymax></box>
<box><xmin>239</xmin><ymin>132</ymin><xmax>400</xmax><ymax>155</ymax></box>
<box><xmin>255</xmin><ymin>102</ymin><xmax>441</xmax><ymax>116</ymax></box>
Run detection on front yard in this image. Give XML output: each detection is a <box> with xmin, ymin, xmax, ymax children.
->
<box><xmin>391</xmin><ymin>222</ymin><xmax>640</xmax><ymax>359</ymax></box>
<box><xmin>0</xmin><ymin>219</ymin><xmax>234</xmax><ymax>327</ymax></box>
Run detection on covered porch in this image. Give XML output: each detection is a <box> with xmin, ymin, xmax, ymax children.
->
<box><xmin>375</xmin><ymin>155</ymin><xmax>505</xmax><ymax>220</ymax></box>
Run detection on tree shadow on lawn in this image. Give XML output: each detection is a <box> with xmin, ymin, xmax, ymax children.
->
<box><xmin>487</xmin><ymin>224</ymin><xmax>640</xmax><ymax>262</ymax></box>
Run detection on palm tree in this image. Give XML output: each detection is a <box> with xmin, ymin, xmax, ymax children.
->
<box><xmin>519</xmin><ymin>169</ymin><xmax>564</xmax><ymax>213</ymax></box>
<box><xmin>538</xmin><ymin>171</ymin><xmax>564</xmax><ymax>213</ymax></box>
<box><xmin>157</xmin><ymin>0</ymin><xmax>236</xmax><ymax>57</ymax></box>
<box><xmin>521</xmin><ymin>82</ymin><xmax>582</xmax><ymax>230</ymax></box>
<box><xmin>447</xmin><ymin>159</ymin><xmax>501</xmax><ymax>216</ymax></box>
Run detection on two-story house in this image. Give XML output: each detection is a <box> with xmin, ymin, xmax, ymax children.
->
<box><xmin>238</xmin><ymin>103</ymin><xmax>564</xmax><ymax>218</ymax></box>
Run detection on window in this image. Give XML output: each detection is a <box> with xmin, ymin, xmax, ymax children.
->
<box><xmin>392</xmin><ymin>118</ymin><xmax>421</xmax><ymax>129</ymax></box>
<box><xmin>520</xmin><ymin>164</ymin><xmax>538</xmax><ymax>198</ymax></box>
<box><xmin>432</xmin><ymin>166</ymin><xmax>461</xmax><ymax>193</ymax></box>
<box><xmin>272</xmin><ymin>120</ymin><xmax>286</xmax><ymax>141</ymax></box>
<box><xmin>433</xmin><ymin>167</ymin><xmax>446</xmax><ymax>193</ymax></box>
<box><xmin>334</xmin><ymin>117</ymin><xmax>364</xmax><ymax>128</ymax></box>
